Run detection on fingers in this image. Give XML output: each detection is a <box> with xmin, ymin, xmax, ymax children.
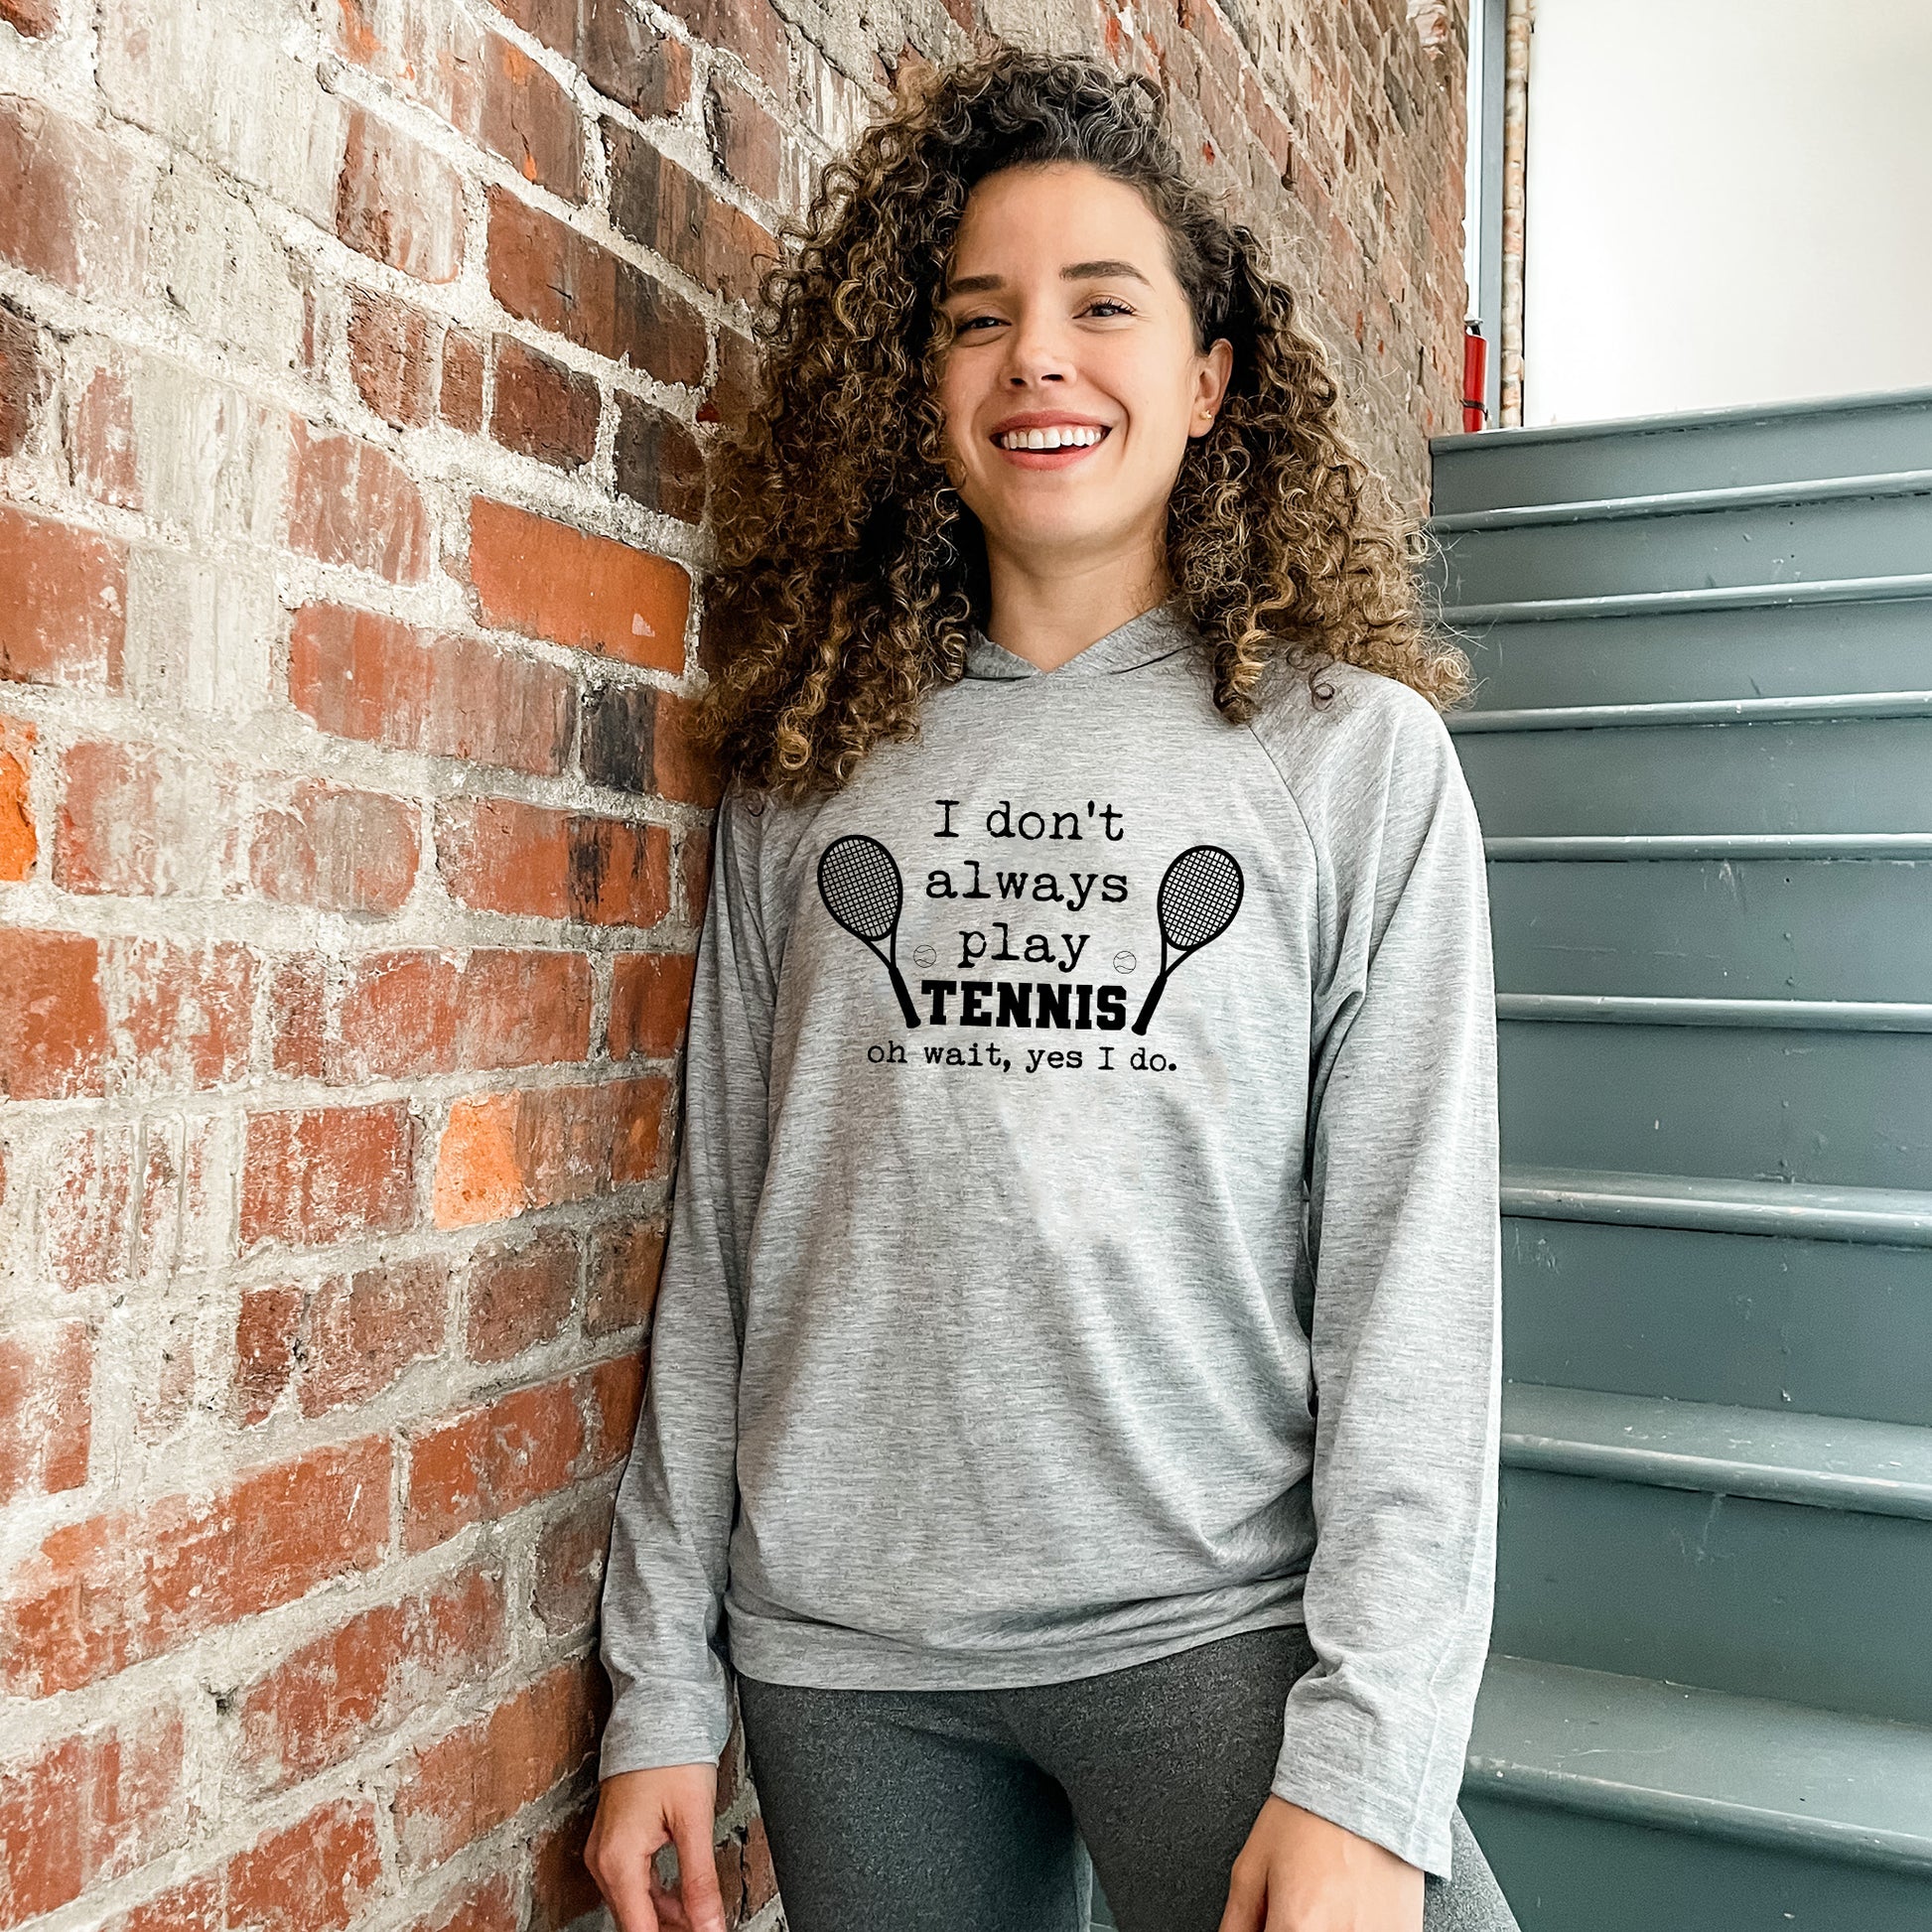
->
<box><xmin>1216</xmin><ymin>1851</ymin><xmax>1268</xmax><ymax>1932</ymax></box>
<box><xmin>585</xmin><ymin>1787</ymin><xmax>667</xmax><ymax>1932</ymax></box>
<box><xmin>670</xmin><ymin>1799</ymin><xmax>730</xmax><ymax>1932</ymax></box>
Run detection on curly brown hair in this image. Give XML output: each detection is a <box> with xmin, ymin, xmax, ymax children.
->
<box><xmin>694</xmin><ymin>41</ymin><xmax>1471</xmax><ymax>801</ymax></box>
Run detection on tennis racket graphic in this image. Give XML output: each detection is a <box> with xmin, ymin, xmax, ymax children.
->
<box><xmin>818</xmin><ymin>833</ymin><xmax>922</xmax><ymax>1029</ymax></box>
<box><xmin>1130</xmin><ymin>843</ymin><xmax>1245</xmax><ymax>1035</ymax></box>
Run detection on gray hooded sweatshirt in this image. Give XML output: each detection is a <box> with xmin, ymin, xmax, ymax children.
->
<box><xmin>597</xmin><ymin>596</ymin><xmax>1502</xmax><ymax>1878</ymax></box>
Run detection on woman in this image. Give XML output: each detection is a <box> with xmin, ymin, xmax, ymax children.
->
<box><xmin>585</xmin><ymin>44</ymin><xmax>1518</xmax><ymax>1932</ymax></box>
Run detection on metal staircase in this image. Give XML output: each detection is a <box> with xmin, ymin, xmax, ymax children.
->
<box><xmin>1431</xmin><ymin>386</ymin><xmax>1932</xmax><ymax>1932</ymax></box>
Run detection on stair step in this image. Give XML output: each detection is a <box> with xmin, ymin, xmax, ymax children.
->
<box><xmin>1485</xmin><ymin>831</ymin><xmax>1932</xmax><ymax>860</ymax></box>
<box><xmin>1500</xmin><ymin>1165</ymin><xmax>1932</xmax><ymax>1244</ymax></box>
<box><xmin>1441</xmin><ymin>568</ymin><xmax>1932</xmax><ymax>626</ymax></box>
<box><xmin>1464</xmin><ymin>1653</ymin><xmax>1932</xmax><ymax>1873</ymax></box>
<box><xmin>1431</xmin><ymin>467</ymin><xmax>1932</xmax><ymax>534</ymax></box>
<box><xmin>1451</xmin><ymin>688</ymin><xmax>1932</xmax><ymax>732</ymax></box>
<box><xmin>1496</xmin><ymin>993</ymin><xmax>1932</xmax><ymax>1034</ymax></box>
<box><xmin>1486</xmin><ymin>848</ymin><xmax>1932</xmax><ymax>1006</ymax></box>
<box><xmin>1448</xmin><ymin>590</ymin><xmax>1932</xmax><ymax>716</ymax></box>
<box><xmin>1430</xmin><ymin>382</ymin><xmax>1932</xmax><ymax>513</ymax></box>
<box><xmin>1501</xmin><ymin>1384</ymin><xmax>1932</xmax><ymax>1519</ymax></box>
<box><xmin>1498</xmin><ymin>1025</ymin><xmax>1932</xmax><ymax>1196</ymax></box>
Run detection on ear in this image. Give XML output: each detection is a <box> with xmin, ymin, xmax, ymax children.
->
<box><xmin>1190</xmin><ymin>337</ymin><xmax>1235</xmax><ymax>436</ymax></box>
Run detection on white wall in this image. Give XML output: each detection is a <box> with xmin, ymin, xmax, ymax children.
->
<box><xmin>1522</xmin><ymin>0</ymin><xmax>1932</xmax><ymax>425</ymax></box>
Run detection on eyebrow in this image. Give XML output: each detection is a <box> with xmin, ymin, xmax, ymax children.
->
<box><xmin>942</xmin><ymin>258</ymin><xmax>1154</xmax><ymax>298</ymax></box>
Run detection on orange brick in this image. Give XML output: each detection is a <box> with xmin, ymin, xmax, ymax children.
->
<box><xmin>432</xmin><ymin>1077</ymin><xmax>668</xmax><ymax>1230</ymax></box>
<box><xmin>469</xmin><ymin>495</ymin><xmax>689</xmax><ymax>669</ymax></box>
<box><xmin>0</xmin><ymin>504</ymin><xmax>125</xmax><ymax>690</ymax></box>
<box><xmin>289</xmin><ymin>421</ymin><xmax>432</xmax><ymax>583</ymax></box>
<box><xmin>608</xmin><ymin>950</ymin><xmax>697</xmax><ymax>1060</ymax></box>
<box><xmin>0</xmin><ymin>1437</ymin><xmax>391</xmax><ymax>1698</ymax></box>
<box><xmin>346</xmin><ymin>289</ymin><xmax>440</xmax><ymax>428</ymax></box>
<box><xmin>0</xmin><ymin>928</ymin><xmax>106</xmax><ymax>1101</ymax></box>
<box><xmin>233</xmin><ymin>1564</ymin><xmax>507</xmax><ymax>1793</ymax></box>
<box><xmin>0</xmin><ymin>716</ymin><xmax>35</xmax><ymax>880</ymax></box>
<box><xmin>0</xmin><ymin>1319</ymin><xmax>92</xmax><ymax>1505</ymax></box>
<box><xmin>391</xmin><ymin>1660</ymin><xmax>607</xmax><ymax>1871</ymax></box>
<box><xmin>336</xmin><ymin>104</ymin><xmax>463</xmax><ymax>283</ymax></box>
<box><xmin>239</xmin><ymin>1103</ymin><xmax>417</xmax><ymax>1253</ymax></box>
<box><xmin>289</xmin><ymin>602</ymin><xmax>576</xmax><ymax>777</ymax></box>
<box><xmin>0</xmin><ymin>1705</ymin><xmax>197</xmax><ymax>1924</ymax></box>
<box><xmin>404</xmin><ymin>1376</ymin><xmax>587</xmax><ymax>1552</ymax></box>
<box><xmin>223</xmin><ymin>1797</ymin><xmax>385</xmax><ymax>1932</ymax></box>
<box><xmin>435</xmin><ymin>794</ymin><xmax>672</xmax><ymax>926</ymax></box>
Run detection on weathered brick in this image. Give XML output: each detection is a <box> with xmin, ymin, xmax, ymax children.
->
<box><xmin>57</xmin><ymin>741</ymin><xmax>243</xmax><ymax>898</ymax></box>
<box><xmin>706</xmin><ymin>71</ymin><xmax>783</xmax><ymax>203</ymax></box>
<box><xmin>651</xmin><ymin>686</ymin><xmax>725</xmax><ymax>805</ymax></box>
<box><xmin>466</xmin><ymin>1225</ymin><xmax>579</xmax><ymax>1362</ymax></box>
<box><xmin>436</xmin><ymin>794</ymin><xmax>673</xmax><ymax>926</ymax></box>
<box><xmin>67</xmin><ymin>363</ymin><xmax>141</xmax><ymax>510</ymax></box>
<box><xmin>529</xmin><ymin>1801</ymin><xmax>601</xmax><ymax>1932</ymax></box>
<box><xmin>347</xmin><ymin>289</ymin><xmax>440</xmax><ymax>429</ymax></box>
<box><xmin>680</xmin><ymin>817</ymin><xmax>713</xmax><ymax>923</ymax></box>
<box><xmin>579</xmin><ymin>1351</ymin><xmax>644</xmax><ymax>1469</ymax></box>
<box><xmin>249</xmin><ymin>780</ymin><xmax>420</xmax><ymax>916</ymax></box>
<box><xmin>0</xmin><ymin>1436</ymin><xmax>391</xmax><ymax>1697</ymax></box>
<box><xmin>399</xmin><ymin>1871</ymin><xmax>519</xmax><ymax>1932</ymax></box>
<box><xmin>336</xmin><ymin>103</ymin><xmax>464</xmax><ymax>282</ymax></box>
<box><xmin>607</xmin><ymin>951</ymin><xmax>696</xmax><ymax>1061</ymax></box>
<box><xmin>333</xmin><ymin>947</ymin><xmax>594</xmax><ymax>1081</ymax></box>
<box><xmin>0</xmin><ymin>0</ymin><xmax>59</xmax><ymax>35</ymax></box>
<box><xmin>39</xmin><ymin>1122</ymin><xmax>135</xmax><ymax>1289</ymax></box>
<box><xmin>477</xmin><ymin>32</ymin><xmax>583</xmax><ymax>199</ymax></box>
<box><xmin>660</xmin><ymin>0</ymin><xmax>788</xmax><ymax>94</ymax></box>
<box><xmin>391</xmin><ymin>1659</ymin><xmax>607</xmax><ymax>1870</ymax></box>
<box><xmin>531</xmin><ymin>1488</ymin><xmax>613</xmax><ymax>1633</ymax></box>
<box><xmin>488</xmin><ymin>335</ymin><xmax>600</xmax><ymax>471</ymax></box>
<box><xmin>607</xmin><ymin>125</ymin><xmax>777</xmax><ymax>304</ymax></box>
<box><xmin>0</xmin><ymin>714</ymin><xmax>36</xmax><ymax>881</ymax></box>
<box><xmin>403</xmin><ymin>1375</ymin><xmax>586</xmax><ymax>1552</ymax></box>
<box><xmin>289</xmin><ymin>602</ymin><xmax>577</xmax><ymax>777</ymax></box>
<box><xmin>441</xmin><ymin>328</ymin><xmax>486</xmax><ymax>432</ymax></box>
<box><xmin>0</xmin><ymin>95</ymin><xmax>156</xmax><ymax>300</ymax></box>
<box><xmin>0</xmin><ymin>1319</ymin><xmax>92</xmax><ymax>1505</ymax></box>
<box><xmin>0</xmin><ymin>506</ymin><xmax>125</xmax><ymax>690</ymax></box>
<box><xmin>268</xmin><ymin>955</ymin><xmax>327</xmax><ymax>1079</ymax></box>
<box><xmin>700</xmin><ymin>323</ymin><xmax>761</xmax><ymax>429</ymax></box>
<box><xmin>0</xmin><ymin>303</ymin><xmax>46</xmax><ymax>457</ymax></box>
<box><xmin>585</xmin><ymin>1210</ymin><xmax>665</xmax><ymax>1333</ymax></box>
<box><xmin>233</xmin><ymin>1565</ymin><xmax>507</xmax><ymax>1792</ymax></box>
<box><xmin>239</xmin><ymin>1103</ymin><xmax>417</xmax><ymax>1253</ymax></box>
<box><xmin>469</xmin><ymin>494</ymin><xmax>689</xmax><ymax>669</ymax></box>
<box><xmin>494</xmin><ymin>0</ymin><xmax>692</xmax><ymax>119</ymax></box>
<box><xmin>613</xmin><ymin>390</ymin><xmax>707</xmax><ymax>522</ymax></box>
<box><xmin>112</xmin><ymin>939</ymin><xmax>255</xmax><ymax>1093</ymax></box>
<box><xmin>485</xmin><ymin>185</ymin><xmax>706</xmax><ymax>383</ymax></box>
<box><xmin>0</xmin><ymin>928</ymin><xmax>106</xmax><ymax>1101</ymax></box>
<box><xmin>0</xmin><ymin>1705</ymin><xmax>197</xmax><ymax>1925</ymax></box>
<box><xmin>579</xmin><ymin>678</ymin><xmax>653</xmax><ymax>793</ymax></box>
<box><xmin>223</xmin><ymin>1797</ymin><xmax>386</xmax><ymax>1932</ymax></box>
<box><xmin>234</xmin><ymin>1255</ymin><xmax>448</xmax><ymax>1425</ymax></box>
<box><xmin>289</xmin><ymin>420</ymin><xmax>433</xmax><ymax>583</ymax></box>
<box><xmin>431</xmin><ymin>1076</ymin><xmax>667</xmax><ymax>1229</ymax></box>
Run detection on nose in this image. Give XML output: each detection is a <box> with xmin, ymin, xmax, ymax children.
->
<box><xmin>1000</xmin><ymin>308</ymin><xmax>1070</xmax><ymax>387</ymax></box>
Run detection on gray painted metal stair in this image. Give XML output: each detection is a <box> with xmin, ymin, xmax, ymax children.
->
<box><xmin>1430</xmin><ymin>386</ymin><xmax>1932</xmax><ymax>1931</ymax></box>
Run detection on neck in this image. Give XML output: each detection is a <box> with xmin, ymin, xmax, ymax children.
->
<box><xmin>982</xmin><ymin>545</ymin><xmax>1173</xmax><ymax>673</ymax></box>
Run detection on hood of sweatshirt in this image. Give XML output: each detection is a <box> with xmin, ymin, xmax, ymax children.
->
<box><xmin>961</xmin><ymin>594</ymin><xmax>1203</xmax><ymax>680</ymax></box>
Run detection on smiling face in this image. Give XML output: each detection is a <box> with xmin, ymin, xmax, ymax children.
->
<box><xmin>935</xmin><ymin>160</ymin><xmax>1233</xmax><ymax>590</ymax></box>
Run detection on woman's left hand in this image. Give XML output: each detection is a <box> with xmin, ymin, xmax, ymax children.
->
<box><xmin>1217</xmin><ymin>1795</ymin><xmax>1425</xmax><ymax>1932</ymax></box>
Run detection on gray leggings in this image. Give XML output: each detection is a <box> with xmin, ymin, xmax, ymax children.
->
<box><xmin>736</xmin><ymin>1619</ymin><xmax>1520</xmax><ymax>1932</ymax></box>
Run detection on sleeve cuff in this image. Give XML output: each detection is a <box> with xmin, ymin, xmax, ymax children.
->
<box><xmin>597</xmin><ymin>1676</ymin><xmax>734</xmax><ymax>1782</ymax></box>
<box><xmin>1271</xmin><ymin>1684</ymin><xmax>1462</xmax><ymax>1879</ymax></box>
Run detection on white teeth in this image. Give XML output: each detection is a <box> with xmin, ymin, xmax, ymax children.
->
<box><xmin>997</xmin><ymin>425</ymin><xmax>1106</xmax><ymax>451</ymax></box>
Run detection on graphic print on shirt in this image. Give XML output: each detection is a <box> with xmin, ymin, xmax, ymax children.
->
<box><xmin>816</xmin><ymin>797</ymin><xmax>1246</xmax><ymax>1075</ymax></box>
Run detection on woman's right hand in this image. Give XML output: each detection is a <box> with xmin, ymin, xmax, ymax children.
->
<box><xmin>584</xmin><ymin>1763</ymin><xmax>729</xmax><ymax>1932</ymax></box>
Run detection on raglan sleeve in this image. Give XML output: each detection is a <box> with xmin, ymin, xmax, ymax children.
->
<box><xmin>1268</xmin><ymin>687</ymin><xmax>1503</xmax><ymax>1879</ymax></box>
<box><xmin>598</xmin><ymin>779</ymin><xmax>777</xmax><ymax>1777</ymax></box>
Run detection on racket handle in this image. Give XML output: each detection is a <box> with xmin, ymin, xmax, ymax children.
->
<box><xmin>887</xmin><ymin>960</ymin><xmax>922</xmax><ymax>1029</ymax></box>
<box><xmin>1130</xmin><ymin>967</ymin><xmax>1173</xmax><ymax>1035</ymax></box>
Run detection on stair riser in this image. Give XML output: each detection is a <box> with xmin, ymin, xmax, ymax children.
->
<box><xmin>1458</xmin><ymin>1791</ymin><xmax>1932</xmax><ymax>1932</ymax></box>
<box><xmin>1495</xmin><ymin>1468</ymin><xmax>1932</xmax><ymax>1723</ymax></box>
<box><xmin>1431</xmin><ymin>488</ymin><xmax>1932</xmax><ymax>606</ymax></box>
<box><xmin>1488</xmin><ymin>859</ymin><xmax>1932</xmax><ymax>1003</ymax></box>
<box><xmin>1447</xmin><ymin>594</ymin><xmax>1932</xmax><ymax>711</ymax></box>
<box><xmin>1504</xmin><ymin>1217</ymin><xmax>1932</xmax><ymax>1428</ymax></box>
<box><xmin>1500</xmin><ymin>1022</ymin><xmax>1932</xmax><ymax>1193</ymax></box>
<box><xmin>1431</xmin><ymin>398</ymin><xmax>1932</xmax><ymax>515</ymax></box>
<box><xmin>1457</xmin><ymin>715</ymin><xmax>1932</xmax><ymax>837</ymax></box>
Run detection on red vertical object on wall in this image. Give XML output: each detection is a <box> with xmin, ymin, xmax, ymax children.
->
<box><xmin>1463</xmin><ymin>323</ymin><xmax>1489</xmax><ymax>431</ymax></box>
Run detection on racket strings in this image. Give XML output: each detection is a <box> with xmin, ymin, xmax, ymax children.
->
<box><xmin>819</xmin><ymin>836</ymin><xmax>903</xmax><ymax>940</ymax></box>
<box><xmin>1159</xmin><ymin>848</ymin><xmax>1242</xmax><ymax>950</ymax></box>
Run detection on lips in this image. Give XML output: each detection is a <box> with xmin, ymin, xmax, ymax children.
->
<box><xmin>989</xmin><ymin>423</ymin><xmax>1113</xmax><ymax>466</ymax></box>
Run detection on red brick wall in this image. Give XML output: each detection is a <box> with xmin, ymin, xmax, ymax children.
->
<box><xmin>0</xmin><ymin>1</ymin><xmax>1466</xmax><ymax>1927</ymax></box>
